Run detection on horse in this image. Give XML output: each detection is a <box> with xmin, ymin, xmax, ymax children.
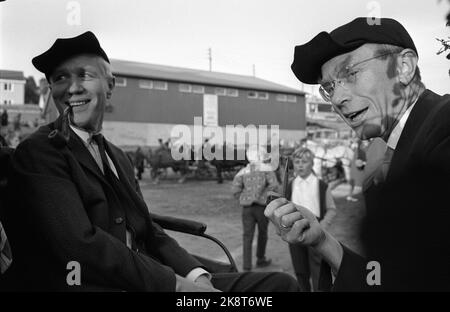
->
<box><xmin>208</xmin><ymin>144</ymin><xmax>249</xmax><ymax>183</ymax></box>
<box><xmin>147</xmin><ymin>146</ymin><xmax>189</xmax><ymax>184</ymax></box>
<box><xmin>305</xmin><ymin>140</ymin><xmax>354</xmax><ymax>184</ymax></box>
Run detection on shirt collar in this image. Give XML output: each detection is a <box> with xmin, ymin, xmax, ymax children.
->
<box><xmin>386</xmin><ymin>98</ymin><xmax>418</xmax><ymax>150</ymax></box>
<box><xmin>295</xmin><ymin>173</ymin><xmax>316</xmax><ymax>184</ymax></box>
<box><xmin>70</xmin><ymin>125</ymin><xmax>100</xmax><ymax>145</ymax></box>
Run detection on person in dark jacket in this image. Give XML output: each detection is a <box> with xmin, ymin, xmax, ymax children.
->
<box><xmin>265</xmin><ymin>17</ymin><xmax>450</xmax><ymax>291</ymax></box>
<box><xmin>4</xmin><ymin>31</ymin><xmax>299</xmax><ymax>292</ymax></box>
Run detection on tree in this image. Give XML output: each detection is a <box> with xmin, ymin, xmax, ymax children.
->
<box><xmin>25</xmin><ymin>76</ymin><xmax>39</xmax><ymax>104</ymax></box>
<box><xmin>436</xmin><ymin>0</ymin><xmax>450</xmax><ymax>76</ymax></box>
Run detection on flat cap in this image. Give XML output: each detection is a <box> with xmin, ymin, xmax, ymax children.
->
<box><xmin>291</xmin><ymin>17</ymin><xmax>417</xmax><ymax>84</ymax></box>
<box><xmin>32</xmin><ymin>31</ymin><xmax>110</xmax><ymax>80</ymax></box>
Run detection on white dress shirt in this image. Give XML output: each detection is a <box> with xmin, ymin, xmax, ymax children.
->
<box><xmin>291</xmin><ymin>174</ymin><xmax>321</xmax><ymax>218</ymax></box>
<box><xmin>386</xmin><ymin>99</ymin><xmax>418</xmax><ymax>150</ymax></box>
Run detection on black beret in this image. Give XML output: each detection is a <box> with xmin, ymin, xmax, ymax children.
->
<box><xmin>291</xmin><ymin>17</ymin><xmax>418</xmax><ymax>84</ymax></box>
<box><xmin>32</xmin><ymin>31</ymin><xmax>110</xmax><ymax>80</ymax></box>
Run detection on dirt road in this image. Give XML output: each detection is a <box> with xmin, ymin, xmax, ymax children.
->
<box><xmin>140</xmin><ymin>178</ymin><xmax>365</xmax><ymax>276</ymax></box>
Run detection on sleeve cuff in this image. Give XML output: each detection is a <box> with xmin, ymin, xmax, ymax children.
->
<box><xmin>185</xmin><ymin>267</ymin><xmax>211</xmax><ymax>282</ymax></box>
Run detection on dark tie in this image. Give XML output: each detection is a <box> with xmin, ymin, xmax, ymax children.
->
<box><xmin>92</xmin><ymin>133</ymin><xmax>114</xmax><ymax>177</ymax></box>
<box><xmin>91</xmin><ymin>134</ymin><xmax>140</xmax><ymax>251</ymax></box>
<box><xmin>363</xmin><ymin>138</ymin><xmax>394</xmax><ymax>190</ymax></box>
<box><xmin>0</xmin><ymin>221</ymin><xmax>12</xmax><ymax>274</ymax></box>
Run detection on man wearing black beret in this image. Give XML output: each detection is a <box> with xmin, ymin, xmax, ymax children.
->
<box><xmin>6</xmin><ymin>31</ymin><xmax>299</xmax><ymax>291</ymax></box>
<box><xmin>266</xmin><ymin>17</ymin><xmax>450</xmax><ymax>291</ymax></box>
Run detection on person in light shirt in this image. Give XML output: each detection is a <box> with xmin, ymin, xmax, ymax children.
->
<box><xmin>285</xmin><ymin>147</ymin><xmax>336</xmax><ymax>291</ymax></box>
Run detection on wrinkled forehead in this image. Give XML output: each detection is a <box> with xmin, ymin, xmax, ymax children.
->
<box><xmin>319</xmin><ymin>44</ymin><xmax>376</xmax><ymax>83</ymax></box>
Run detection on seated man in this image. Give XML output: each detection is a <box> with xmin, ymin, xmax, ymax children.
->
<box><xmin>6</xmin><ymin>31</ymin><xmax>299</xmax><ymax>292</ymax></box>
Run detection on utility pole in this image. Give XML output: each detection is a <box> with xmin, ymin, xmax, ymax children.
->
<box><xmin>208</xmin><ymin>48</ymin><xmax>212</xmax><ymax>71</ymax></box>
<box><xmin>252</xmin><ymin>64</ymin><xmax>256</xmax><ymax>77</ymax></box>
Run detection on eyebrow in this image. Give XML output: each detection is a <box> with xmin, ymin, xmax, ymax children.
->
<box><xmin>320</xmin><ymin>54</ymin><xmax>354</xmax><ymax>83</ymax></box>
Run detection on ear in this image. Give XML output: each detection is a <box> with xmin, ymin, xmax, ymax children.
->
<box><xmin>396</xmin><ymin>49</ymin><xmax>418</xmax><ymax>86</ymax></box>
<box><xmin>106</xmin><ymin>76</ymin><xmax>115</xmax><ymax>99</ymax></box>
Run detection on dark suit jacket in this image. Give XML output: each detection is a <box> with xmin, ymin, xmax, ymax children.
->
<box><xmin>325</xmin><ymin>89</ymin><xmax>450</xmax><ymax>291</ymax></box>
<box><xmin>4</xmin><ymin>118</ymin><xmax>203</xmax><ymax>291</ymax></box>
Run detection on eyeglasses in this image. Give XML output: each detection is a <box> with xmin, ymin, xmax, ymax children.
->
<box><xmin>319</xmin><ymin>52</ymin><xmax>397</xmax><ymax>102</ymax></box>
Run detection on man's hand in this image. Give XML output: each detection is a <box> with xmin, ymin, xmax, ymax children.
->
<box><xmin>319</xmin><ymin>220</ymin><xmax>330</xmax><ymax>231</ymax></box>
<box><xmin>264</xmin><ymin>197</ymin><xmax>325</xmax><ymax>246</ymax></box>
<box><xmin>264</xmin><ymin>197</ymin><xmax>343</xmax><ymax>274</ymax></box>
<box><xmin>175</xmin><ymin>274</ymin><xmax>221</xmax><ymax>292</ymax></box>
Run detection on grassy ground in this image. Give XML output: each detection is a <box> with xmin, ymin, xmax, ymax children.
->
<box><xmin>139</xmin><ymin>173</ymin><xmax>365</xmax><ymax>277</ymax></box>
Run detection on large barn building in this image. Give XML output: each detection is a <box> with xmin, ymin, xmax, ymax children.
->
<box><xmin>44</xmin><ymin>59</ymin><xmax>307</xmax><ymax>148</ymax></box>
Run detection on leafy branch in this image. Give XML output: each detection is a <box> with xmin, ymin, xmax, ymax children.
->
<box><xmin>436</xmin><ymin>37</ymin><xmax>450</xmax><ymax>59</ymax></box>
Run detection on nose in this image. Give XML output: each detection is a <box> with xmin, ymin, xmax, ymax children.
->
<box><xmin>331</xmin><ymin>84</ymin><xmax>351</xmax><ymax>113</ymax></box>
<box><xmin>68</xmin><ymin>78</ymin><xmax>84</xmax><ymax>95</ymax></box>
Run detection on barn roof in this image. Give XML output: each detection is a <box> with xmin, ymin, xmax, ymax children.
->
<box><xmin>110</xmin><ymin>59</ymin><xmax>304</xmax><ymax>95</ymax></box>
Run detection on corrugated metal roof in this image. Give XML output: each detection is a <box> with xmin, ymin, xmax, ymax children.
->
<box><xmin>110</xmin><ymin>59</ymin><xmax>304</xmax><ymax>95</ymax></box>
<box><xmin>0</xmin><ymin>70</ymin><xmax>25</xmax><ymax>81</ymax></box>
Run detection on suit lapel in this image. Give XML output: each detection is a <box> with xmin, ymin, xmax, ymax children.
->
<box><xmin>103</xmin><ymin>140</ymin><xmax>149</xmax><ymax>217</ymax></box>
<box><xmin>51</xmin><ymin>116</ymin><xmax>148</xmax><ymax>218</ymax></box>
<box><xmin>65</xmin><ymin>127</ymin><xmax>110</xmax><ymax>186</ymax></box>
<box><xmin>387</xmin><ymin>90</ymin><xmax>434</xmax><ymax>181</ymax></box>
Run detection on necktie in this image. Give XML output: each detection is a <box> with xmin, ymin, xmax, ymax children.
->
<box><xmin>92</xmin><ymin>134</ymin><xmax>116</xmax><ymax>178</ymax></box>
<box><xmin>0</xmin><ymin>221</ymin><xmax>12</xmax><ymax>274</ymax></box>
<box><xmin>363</xmin><ymin>138</ymin><xmax>394</xmax><ymax>190</ymax></box>
<box><xmin>91</xmin><ymin>134</ymin><xmax>136</xmax><ymax>250</ymax></box>
<box><xmin>379</xmin><ymin>146</ymin><xmax>394</xmax><ymax>182</ymax></box>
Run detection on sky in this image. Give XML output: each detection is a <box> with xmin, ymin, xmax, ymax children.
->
<box><xmin>0</xmin><ymin>0</ymin><xmax>449</xmax><ymax>96</ymax></box>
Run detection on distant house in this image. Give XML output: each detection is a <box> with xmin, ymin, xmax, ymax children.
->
<box><xmin>43</xmin><ymin>60</ymin><xmax>307</xmax><ymax>148</ymax></box>
<box><xmin>0</xmin><ymin>70</ymin><xmax>25</xmax><ymax>105</ymax></box>
<box><xmin>0</xmin><ymin>70</ymin><xmax>42</xmax><ymax>128</ymax></box>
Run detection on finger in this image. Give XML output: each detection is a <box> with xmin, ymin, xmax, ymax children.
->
<box><xmin>293</xmin><ymin>204</ymin><xmax>317</xmax><ymax>222</ymax></box>
<box><xmin>280</xmin><ymin>211</ymin><xmax>303</xmax><ymax>228</ymax></box>
<box><xmin>264</xmin><ymin>197</ymin><xmax>289</xmax><ymax>218</ymax></box>
<box><xmin>272</xmin><ymin>203</ymin><xmax>298</xmax><ymax>228</ymax></box>
<box><xmin>286</xmin><ymin>219</ymin><xmax>310</xmax><ymax>243</ymax></box>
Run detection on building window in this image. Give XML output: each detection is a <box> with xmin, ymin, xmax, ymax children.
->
<box><xmin>192</xmin><ymin>85</ymin><xmax>205</xmax><ymax>94</ymax></box>
<box><xmin>115</xmin><ymin>77</ymin><xmax>127</xmax><ymax>87</ymax></box>
<box><xmin>179</xmin><ymin>84</ymin><xmax>192</xmax><ymax>93</ymax></box>
<box><xmin>276</xmin><ymin>94</ymin><xmax>287</xmax><ymax>102</ymax></box>
<box><xmin>215</xmin><ymin>87</ymin><xmax>226</xmax><ymax>96</ymax></box>
<box><xmin>3</xmin><ymin>99</ymin><xmax>13</xmax><ymax>104</ymax></box>
<box><xmin>153</xmin><ymin>80</ymin><xmax>168</xmax><ymax>90</ymax></box>
<box><xmin>317</xmin><ymin>103</ymin><xmax>333</xmax><ymax>112</ymax></box>
<box><xmin>226</xmin><ymin>88</ymin><xmax>238</xmax><ymax>97</ymax></box>
<box><xmin>287</xmin><ymin>95</ymin><xmax>297</xmax><ymax>103</ymax></box>
<box><xmin>248</xmin><ymin>91</ymin><xmax>258</xmax><ymax>99</ymax></box>
<box><xmin>139</xmin><ymin>80</ymin><xmax>168</xmax><ymax>90</ymax></box>
<box><xmin>258</xmin><ymin>92</ymin><xmax>268</xmax><ymax>100</ymax></box>
<box><xmin>3</xmin><ymin>83</ymin><xmax>13</xmax><ymax>91</ymax></box>
<box><xmin>139</xmin><ymin>79</ymin><xmax>153</xmax><ymax>89</ymax></box>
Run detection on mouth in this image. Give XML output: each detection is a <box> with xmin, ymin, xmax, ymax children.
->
<box><xmin>343</xmin><ymin>107</ymin><xmax>369</xmax><ymax>123</ymax></box>
<box><xmin>66</xmin><ymin>99</ymin><xmax>91</xmax><ymax>107</ymax></box>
